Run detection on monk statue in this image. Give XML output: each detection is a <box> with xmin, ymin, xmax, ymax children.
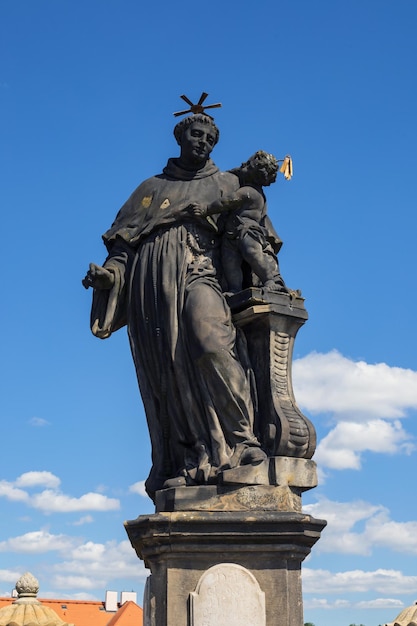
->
<box><xmin>83</xmin><ymin>105</ymin><xmax>270</xmax><ymax>499</ymax></box>
<box><xmin>83</xmin><ymin>95</ymin><xmax>315</xmax><ymax>502</ymax></box>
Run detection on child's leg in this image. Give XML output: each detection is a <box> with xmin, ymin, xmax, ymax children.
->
<box><xmin>239</xmin><ymin>233</ymin><xmax>286</xmax><ymax>290</ymax></box>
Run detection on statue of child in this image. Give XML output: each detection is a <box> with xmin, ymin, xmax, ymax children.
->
<box><xmin>189</xmin><ymin>150</ymin><xmax>287</xmax><ymax>293</ymax></box>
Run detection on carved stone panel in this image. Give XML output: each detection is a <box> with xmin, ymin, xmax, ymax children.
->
<box><xmin>189</xmin><ymin>563</ymin><xmax>265</xmax><ymax>626</ymax></box>
<box><xmin>230</xmin><ymin>288</ymin><xmax>316</xmax><ymax>459</ymax></box>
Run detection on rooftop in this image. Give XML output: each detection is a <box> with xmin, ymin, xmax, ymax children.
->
<box><xmin>0</xmin><ymin>597</ymin><xmax>143</xmax><ymax>626</ymax></box>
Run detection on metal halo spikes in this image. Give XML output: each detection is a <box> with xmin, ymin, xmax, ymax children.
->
<box><xmin>173</xmin><ymin>92</ymin><xmax>222</xmax><ymax>119</ymax></box>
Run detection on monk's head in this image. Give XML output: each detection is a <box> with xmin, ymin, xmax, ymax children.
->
<box><xmin>174</xmin><ymin>115</ymin><xmax>219</xmax><ymax>166</ymax></box>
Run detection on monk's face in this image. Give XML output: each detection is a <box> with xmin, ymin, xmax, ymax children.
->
<box><xmin>180</xmin><ymin>121</ymin><xmax>216</xmax><ymax>166</ymax></box>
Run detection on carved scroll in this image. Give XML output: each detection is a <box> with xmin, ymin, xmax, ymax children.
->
<box><xmin>230</xmin><ymin>288</ymin><xmax>316</xmax><ymax>459</ymax></box>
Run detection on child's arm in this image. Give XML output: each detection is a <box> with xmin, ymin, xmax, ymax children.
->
<box><xmin>187</xmin><ymin>186</ymin><xmax>262</xmax><ymax>217</ymax></box>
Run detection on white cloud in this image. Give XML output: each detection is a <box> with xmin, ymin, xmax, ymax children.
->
<box><xmin>365</xmin><ymin>512</ymin><xmax>417</xmax><ymax>554</ymax></box>
<box><xmin>70</xmin><ymin>541</ymin><xmax>106</xmax><ymax>561</ymax></box>
<box><xmin>15</xmin><ymin>471</ymin><xmax>60</xmax><ymax>489</ymax></box>
<box><xmin>304</xmin><ymin>497</ymin><xmax>384</xmax><ymax>532</ymax></box>
<box><xmin>72</xmin><ymin>515</ymin><xmax>94</xmax><ymax>526</ymax></box>
<box><xmin>0</xmin><ymin>530</ymin><xmax>78</xmax><ymax>554</ymax></box>
<box><xmin>129</xmin><ymin>481</ymin><xmax>147</xmax><ymax>497</ymax></box>
<box><xmin>0</xmin><ymin>474</ymin><xmax>119</xmax><ymax>514</ymax></box>
<box><xmin>303</xmin><ymin>567</ymin><xmax>417</xmax><ymax>595</ymax></box>
<box><xmin>28</xmin><ymin>417</ymin><xmax>49</xmax><ymax>427</ymax></box>
<box><xmin>315</xmin><ymin>419</ymin><xmax>414</xmax><ymax>470</ymax></box>
<box><xmin>52</xmin><ymin>540</ymin><xmax>148</xmax><ymax>590</ymax></box>
<box><xmin>304</xmin><ymin>597</ymin><xmax>350</xmax><ymax>609</ymax></box>
<box><xmin>293</xmin><ymin>350</ymin><xmax>417</xmax><ymax>420</ymax></box>
<box><xmin>356</xmin><ymin>598</ymin><xmax>404</xmax><ymax>609</ymax></box>
<box><xmin>293</xmin><ymin>351</ymin><xmax>416</xmax><ymax>469</ymax></box>
<box><xmin>0</xmin><ymin>481</ymin><xmax>29</xmax><ymax>503</ymax></box>
<box><xmin>0</xmin><ymin>534</ymin><xmax>148</xmax><ymax>594</ymax></box>
<box><xmin>0</xmin><ymin>569</ymin><xmax>23</xmax><ymax>584</ymax></box>
<box><xmin>31</xmin><ymin>490</ymin><xmax>120</xmax><ymax>513</ymax></box>
<box><xmin>304</xmin><ymin>596</ymin><xmax>405</xmax><ymax>610</ymax></box>
<box><xmin>40</xmin><ymin>590</ymin><xmax>99</xmax><ymax>601</ymax></box>
<box><xmin>304</xmin><ymin>497</ymin><xmax>417</xmax><ymax>556</ymax></box>
<box><xmin>52</xmin><ymin>576</ymin><xmax>98</xmax><ymax>591</ymax></box>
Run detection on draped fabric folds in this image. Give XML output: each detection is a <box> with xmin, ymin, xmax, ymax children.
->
<box><xmin>90</xmin><ymin>159</ymin><xmax>260</xmax><ymax>499</ymax></box>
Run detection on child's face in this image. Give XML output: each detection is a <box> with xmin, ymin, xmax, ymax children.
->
<box><xmin>249</xmin><ymin>157</ymin><xmax>277</xmax><ymax>186</ymax></box>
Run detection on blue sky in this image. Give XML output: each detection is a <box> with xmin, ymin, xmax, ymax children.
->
<box><xmin>1</xmin><ymin>2</ymin><xmax>417</xmax><ymax>625</ymax></box>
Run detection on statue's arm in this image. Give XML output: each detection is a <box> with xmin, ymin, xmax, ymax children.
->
<box><xmin>188</xmin><ymin>187</ymin><xmax>261</xmax><ymax>218</ymax></box>
<box><xmin>83</xmin><ymin>238</ymin><xmax>135</xmax><ymax>339</ymax></box>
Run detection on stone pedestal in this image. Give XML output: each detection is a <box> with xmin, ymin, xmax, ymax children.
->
<box><xmin>124</xmin><ymin>290</ymin><xmax>325</xmax><ymax>625</ymax></box>
<box><xmin>125</xmin><ymin>507</ymin><xmax>326</xmax><ymax>626</ymax></box>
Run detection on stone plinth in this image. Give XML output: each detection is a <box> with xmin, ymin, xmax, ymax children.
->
<box><xmin>155</xmin><ymin>457</ymin><xmax>317</xmax><ymax>513</ymax></box>
<box><xmin>125</xmin><ymin>504</ymin><xmax>326</xmax><ymax>626</ymax></box>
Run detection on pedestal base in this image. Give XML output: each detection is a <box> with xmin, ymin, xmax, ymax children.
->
<box><xmin>155</xmin><ymin>457</ymin><xmax>318</xmax><ymax>514</ymax></box>
<box><xmin>125</xmin><ymin>509</ymin><xmax>326</xmax><ymax>626</ymax></box>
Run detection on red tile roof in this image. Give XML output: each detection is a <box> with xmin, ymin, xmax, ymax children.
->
<box><xmin>0</xmin><ymin>598</ymin><xmax>143</xmax><ymax>626</ymax></box>
<box><xmin>106</xmin><ymin>601</ymin><xmax>142</xmax><ymax>626</ymax></box>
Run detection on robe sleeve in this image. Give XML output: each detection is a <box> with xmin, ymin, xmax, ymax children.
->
<box><xmin>90</xmin><ymin>238</ymin><xmax>135</xmax><ymax>339</ymax></box>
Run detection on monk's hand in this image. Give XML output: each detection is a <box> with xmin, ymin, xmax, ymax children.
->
<box><xmin>82</xmin><ymin>263</ymin><xmax>115</xmax><ymax>290</ymax></box>
<box><xmin>186</xmin><ymin>202</ymin><xmax>207</xmax><ymax>217</ymax></box>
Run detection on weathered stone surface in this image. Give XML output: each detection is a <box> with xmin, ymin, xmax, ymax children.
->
<box><xmin>155</xmin><ymin>459</ymin><xmax>317</xmax><ymax>513</ymax></box>
<box><xmin>190</xmin><ymin>563</ymin><xmax>265</xmax><ymax>626</ymax></box>
<box><xmin>125</xmin><ymin>510</ymin><xmax>326</xmax><ymax>626</ymax></box>
<box><xmin>220</xmin><ymin>459</ymin><xmax>270</xmax><ymax>485</ymax></box>
<box><xmin>143</xmin><ymin>577</ymin><xmax>153</xmax><ymax>626</ymax></box>
<box><xmin>155</xmin><ymin>484</ymin><xmax>302</xmax><ymax>512</ymax></box>
<box><xmin>220</xmin><ymin>457</ymin><xmax>317</xmax><ymax>489</ymax></box>
<box><xmin>269</xmin><ymin>457</ymin><xmax>318</xmax><ymax>489</ymax></box>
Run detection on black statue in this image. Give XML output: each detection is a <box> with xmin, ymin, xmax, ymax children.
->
<box><xmin>83</xmin><ymin>98</ymin><xmax>315</xmax><ymax>502</ymax></box>
<box><xmin>188</xmin><ymin>150</ymin><xmax>286</xmax><ymax>294</ymax></box>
